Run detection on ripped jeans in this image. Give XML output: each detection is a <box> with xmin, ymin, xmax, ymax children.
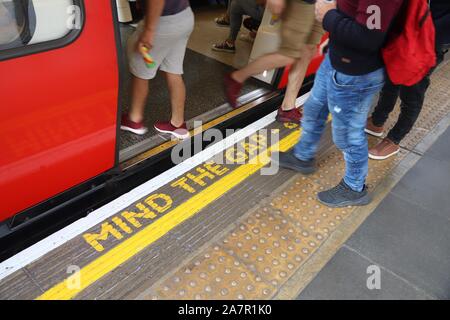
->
<box><xmin>293</xmin><ymin>54</ymin><xmax>385</xmax><ymax>192</ymax></box>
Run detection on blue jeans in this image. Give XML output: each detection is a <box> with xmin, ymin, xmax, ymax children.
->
<box><xmin>294</xmin><ymin>54</ymin><xmax>385</xmax><ymax>192</ymax></box>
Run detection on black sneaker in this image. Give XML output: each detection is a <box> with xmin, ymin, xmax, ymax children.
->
<box><xmin>272</xmin><ymin>151</ymin><xmax>316</xmax><ymax>175</ymax></box>
<box><xmin>212</xmin><ymin>40</ymin><xmax>236</xmax><ymax>53</ymax></box>
<box><xmin>317</xmin><ymin>180</ymin><xmax>371</xmax><ymax>208</ymax></box>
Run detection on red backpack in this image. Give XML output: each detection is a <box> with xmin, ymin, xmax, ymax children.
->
<box><xmin>382</xmin><ymin>0</ymin><xmax>436</xmax><ymax>86</ymax></box>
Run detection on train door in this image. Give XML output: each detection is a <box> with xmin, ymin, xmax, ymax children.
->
<box><xmin>116</xmin><ymin>1</ymin><xmax>327</xmax><ymax>164</ymax></box>
<box><xmin>0</xmin><ymin>0</ymin><xmax>120</xmax><ymax>223</ymax></box>
<box><xmin>116</xmin><ymin>1</ymin><xmax>278</xmax><ymax>163</ymax></box>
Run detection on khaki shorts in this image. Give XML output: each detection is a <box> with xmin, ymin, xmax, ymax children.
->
<box><xmin>127</xmin><ymin>7</ymin><xmax>194</xmax><ymax>80</ymax></box>
<box><xmin>278</xmin><ymin>0</ymin><xmax>325</xmax><ymax>59</ymax></box>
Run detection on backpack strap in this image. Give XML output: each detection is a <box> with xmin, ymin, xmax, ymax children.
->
<box><xmin>419</xmin><ymin>0</ymin><xmax>431</xmax><ymax>28</ymax></box>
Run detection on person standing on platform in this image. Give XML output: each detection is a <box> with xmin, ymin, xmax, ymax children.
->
<box><xmin>275</xmin><ymin>0</ymin><xmax>404</xmax><ymax>208</ymax></box>
<box><xmin>366</xmin><ymin>0</ymin><xmax>450</xmax><ymax>160</ymax></box>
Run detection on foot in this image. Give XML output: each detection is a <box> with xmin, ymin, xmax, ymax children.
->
<box><xmin>120</xmin><ymin>113</ymin><xmax>148</xmax><ymax>135</ymax></box>
<box><xmin>369</xmin><ymin>137</ymin><xmax>400</xmax><ymax>160</ymax></box>
<box><xmin>239</xmin><ymin>32</ymin><xmax>255</xmax><ymax>43</ymax></box>
<box><xmin>224</xmin><ymin>73</ymin><xmax>243</xmax><ymax>108</ymax></box>
<box><xmin>154</xmin><ymin>121</ymin><xmax>190</xmax><ymax>140</ymax></box>
<box><xmin>318</xmin><ymin>180</ymin><xmax>371</xmax><ymax>208</ymax></box>
<box><xmin>272</xmin><ymin>151</ymin><xmax>316</xmax><ymax>175</ymax></box>
<box><xmin>275</xmin><ymin>107</ymin><xmax>302</xmax><ymax>124</ymax></box>
<box><xmin>365</xmin><ymin>117</ymin><xmax>384</xmax><ymax>137</ymax></box>
<box><xmin>214</xmin><ymin>16</ymin><xmax>230</xmax><ymax>27</ymax></box>
<box><xmin>212</xmin><ymin>40</ymin><xmax>236</xmax><ymax>53</ymax></box>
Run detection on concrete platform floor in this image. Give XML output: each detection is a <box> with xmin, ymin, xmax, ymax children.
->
<box><xmin>298</xmin><ymin>126</ymin><xmax>450</xmax><ymax>300</ymax></box>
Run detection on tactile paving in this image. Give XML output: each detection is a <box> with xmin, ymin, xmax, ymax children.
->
<box><xmin>152</xmin><ymin>248</ymin><xmax>274</xmax><ymax>300</ymax></box>
<box><xmin>145</xmin><ymin>141</ymin><xmax>409</xmax><ymax>300</ymax></box>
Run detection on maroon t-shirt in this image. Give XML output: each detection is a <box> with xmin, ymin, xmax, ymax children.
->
<box><xmin>162</xmin><ymin>0</ymin><xmax>189</xmax><ymax>16</ymax></box>
<box><xmin>323</xmin><ymin>0</ymin><xmax>404</xmax><ymax>75</ymax></box>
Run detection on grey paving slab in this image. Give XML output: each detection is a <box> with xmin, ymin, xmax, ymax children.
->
<box><xmin>422</xmin><ymin>127</ymin><xmax>450</xmax><ymax>164</ymax></box>
<box><xmin>297</xmin><ymin>247</ymin><xmax>432</xmax><ymax>300</ymax></box>
<box><xmin>346</xmin><ymin>193</ymin><xmax>450</xmax><ymax>299</ymax></box>
<box><xmin>390</xmin><ymin>155</ymin><xmax>450</xmax><ymax>221</ymax></box>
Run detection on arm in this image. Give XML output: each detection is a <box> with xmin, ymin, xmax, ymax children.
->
<box><xmin>137</xmin><ymin>0</ymin><xmax>165</xmax><ymax>50</ymax></box>
<box><xmin>323</xmin><ymin>10</ymin><xmax>385</xmax><ymax>53</ymax></box>
<box><xmin>267</xmin><ymin>0</ymin><xmax>285</xmax><ymax>15</ymax></box>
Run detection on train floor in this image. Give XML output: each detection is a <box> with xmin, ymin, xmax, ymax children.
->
<box><xmin>118</xmin><ymin>19</ymin><xmax>268</xmax><ymax>162</ymax></box>
<box><xmin>0</xmin><ymin>61</ymin><xmax>449</xmax><ymax>300</ymax></box>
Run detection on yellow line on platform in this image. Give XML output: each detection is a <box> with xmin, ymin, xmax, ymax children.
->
<box><xmin>37</xmin><ymin>128</ymin><xmax>302</xmax><ymax>300</ymax></box>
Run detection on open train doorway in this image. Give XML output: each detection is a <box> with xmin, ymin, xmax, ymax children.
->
<box><xmin>116</xmin><ymin>0</ymin><xmax>281</xmax><ymax>163</ymax></box>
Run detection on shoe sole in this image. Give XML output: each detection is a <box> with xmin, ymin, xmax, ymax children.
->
<box><xmin>365</xmin><ymin>128</ymin><xmax>383</xmax><ymax>137</ymax></box>
<box><xmin>120</xmin><ymin>125</ymin><xmax>148</xmax><ymax>135</ymax></box>
<box><xmin>369</xmin><ymin>149</ymin><xmax>399</xmax><ymax>160</ymax></box>
<box><xmin>214</xmin><ymin>22</ymin><xmax>230</xmax><ymax>28</ymax></box>
<box><xmin>317</xmin><ymin>194</ymin><xmax>372</xmax><ymax>208</ymax></box>
<box><xmin>212</xmin><ymin>47</ymin><xmax>235</xmax><ymax>53</ymax></box>
<box><xmin>154</xmin><ymin>126</ymin><xmax>190</xmax><ymax>140</ymax></box>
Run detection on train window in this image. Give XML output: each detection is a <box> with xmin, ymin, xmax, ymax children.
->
<box><xmin>0</xmin><ymin>0</ymin><xmax>32</xmax><ymax>49</ymax></box>
<box><xmin>0</xmin><ymin>0</ymin><xmax>83</xmax><ymax>59</ymax></box>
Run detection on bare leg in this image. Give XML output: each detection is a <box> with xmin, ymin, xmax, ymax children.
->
<box><xmin>129</xmin><ymin>75</ymin><xmax>149</xmax><ymax>123</ymax></box>
<box><xmin>165</xmin><ymin>72</ymin><xmax>186</xmax><ymax>127</ymax></box>
<box><xmin>231</xmin><ymin>52</ymin><xmax>295</xmax><ymax>83</ymax></box>
<box><xmin>281</xmin><ymin>45</ymin><xmax>316</xmax><ymax>111</ymax></box>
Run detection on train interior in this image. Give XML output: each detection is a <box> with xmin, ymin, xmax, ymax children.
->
<box><xmin>116</xmin><ymin>0</ymin><xmax>279</xmax><ymax>162</ymax></box>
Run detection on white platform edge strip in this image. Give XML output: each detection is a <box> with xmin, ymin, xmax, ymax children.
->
<box><xmin>0</xmin><ymin>93</ymin><xmax>310</xmax><ymax>281</ymax></box>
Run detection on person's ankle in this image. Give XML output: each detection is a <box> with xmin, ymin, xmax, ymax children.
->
<box><xmin>386</xmin><ymin>136</ymin><xmax>400</xmax><ymax>145</ymax></box>
<box><xmin>371</xmin><ymin>117</ymin><xmax>384</xmax><ymax>127</ymax></box>
<box><xmin>230</xmin><ymin>71</ymin><xmax>244</xmax><ymax>84</ymax></box>
<box><xmin>129</xmin><ymin>112</ymin><xmax>144</xmax><ymax>123</ymax></box>
<box><xmin>170</xmin><ymin>119</ymin><xmax>184</xmax><ymax>128</ymax></box>
<box><xmin>280</xmin><ymin>105</ymin><xmax>295</xmax><ymax>112</ymax></box>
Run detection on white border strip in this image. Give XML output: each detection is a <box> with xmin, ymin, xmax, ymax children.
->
<box><xmin>0</xmin><ymin>93</ymin><xmax>310</xmax><ymax>281</ymax></box>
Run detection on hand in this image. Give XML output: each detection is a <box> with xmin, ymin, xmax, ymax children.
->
<box><xmin>136</xmin><ymin>28</ymin><xmax>154</xmax><ymax>53</ymax></box>
<box><xmin>267</xmin><ymin>0</ymin><xmax>285</xmax><ymax>16</ymax></box>
<box><xmin>315</xmin><ymin>0</ymin><xmax>337</xmax><ymax>23</ymax></box>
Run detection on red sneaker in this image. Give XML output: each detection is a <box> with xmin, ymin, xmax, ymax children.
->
<box><xmin>275</xmin><ymin>107</ymin><xmax>302</xmax><ymax>124</ymax></box>
<box><xmin>120</xmin><ymin>114</ymin><xmax>148</xmax><ymax>135</ymax></box>
<box><xmin>154</xmin><ymin>121</ymin><xmax>190</xmax><ymax>140</ymax></box>
<box><xmin>224</xmin><ymin>73</ymin><xmax>243</xmax><ymax>109</ymax></box>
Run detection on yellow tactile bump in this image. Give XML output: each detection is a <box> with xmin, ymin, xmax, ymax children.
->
<box><xmin>152</xmin><ymin>247</ymin><xmax>275</xmax><ymax>300</ymax></box>
<box><xmin>220</xmin><ymin>206</ymin><xmax>323</xmax><ymax>289</ymax></box>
